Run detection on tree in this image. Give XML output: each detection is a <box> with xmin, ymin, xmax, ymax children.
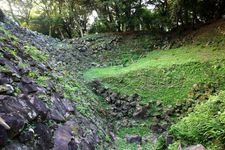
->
<box><xmin>5</xmin><ymin>0</ymin><xmax>34</xmax><ymax>26</ymax></box>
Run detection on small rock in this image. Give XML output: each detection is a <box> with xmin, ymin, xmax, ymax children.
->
<box><xmin>161</xmin><ymin>122</ymin><xmax>170</xmax><ymax>130</ymax></box>
<box><xmin>0</xmin><ymin>84</ymin><xmax>14</xmax><ymax>95</ymax></box>
<box><xmin>150</xmin><ymin>123</ymin><xmax>164</xmax><ymax>133</ymax></box>
<box><xmin>21</xmin><ymin>77</ymin><xmax>33</xmax><ymax>84</ymax></box>
<box><xmin>165</xmin><ymin>135</ymin><xmax>173</xmax><ymax>145</ymax></box>
<box><xmin>125</xmin><ymin>134</ymin><xmax>142</xmax><ymax>145</ymax></box>
<box><xmin>19</xmin><ymin>129</ymin><xmax>34</xmax><ymax>143</ymax></box>
<box><xmin>68</xmin><ymin>138</ymin><xmax>78</xmax><ymax>150</ymax></box>
<box><xmin>133</xmin><ymin>105</ymin><xmax>149</xmax><ymax>119</ymax></box>
<box><xmin>20</xmin><ymin>83</ymin><xmax>38</xmax><ymax>94</ymax></box>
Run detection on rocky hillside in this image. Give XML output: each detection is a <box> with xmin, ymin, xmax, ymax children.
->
<box><xmin>0</xmin><ymin>10</ymin><xmax>110</xmax><ymax>150</ymax></box>
<box><xmin>2</xmin><ymin>7</ymin><xmax>225</xmax><ymax>150</ymax></box>
<box><xmin>83</xmin><ymin>18</ymin><xmax>225</xmax><ymax>149</ymax></box>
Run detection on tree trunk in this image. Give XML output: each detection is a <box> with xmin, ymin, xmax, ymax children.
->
<box><xmin>6</xmin><ymin>0</ymin><xmax>20</xmax><ymax>25</ymax></box>
<box><xmin>49</xmin><ymin>25</ymin><xmax>52</xmax><ymax>36</ymax></box>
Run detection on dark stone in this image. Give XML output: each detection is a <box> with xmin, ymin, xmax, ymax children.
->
<box><xmin>0</xmin><ymin>9</ymin><xmax>5</xmax><ymax>22</ymax></box>
<box><xmin>53</xmin><ymin>125</ymin><xmax>73</xmax><ymax>150</ymax></box>
<box><xmin>165</xmin><ymin>135</ymin><xmax>173</xmax><ymax>145</ymax></box>
<box><xmin>0</xmin><ymin>126</ymin><xmax>8</xmax><ymax>147</ymax></box>
<box><xmin>34</xmin><ymin>123</ymin><xmax>53</xmax><ymax>150</ymax></box>
<box><xmin>80</xmin><ymin>139</ymin><xmax>95</xmax><ymax>150</ymax></box>
<box><xmin>163</xmin><ymin>115</ymin><xmax>171</xmax><ymax>122</ymax></box>
<box><xmin>2</xmin><ymin>58</ymin><xmax>20</xmax><ymax>74</ymax></box>
<box><xmin>68</xmin><ymin>138</ymin><xmax>78</xmax><ymax>150</ymax></box>
<box><xmin>61</xmin><ymin>98</ymin><xmax>74</xmax><ymax>112</ymax></box>
<box><xmin>28</xmin><ymin>96</ymin><xmax>49</xmax><ymax>120</ymax></box>
<box><xmin>175</xmin><ymin>103</ymin><xmax>183</xmax><ymax>109</ymax></box>
<box><xmin>0</xmin><ymin>58</ymin><xmax>6</xmax><ymax>66</ymax></box>
<box><xmin>3</xmin><ymin>143</ymin><xmax>32</xmax><ymax>150</ymax></box>
<box><xmin>132</xmin><ymin>105</ymin><xmax>149</xmax><ymax>119</ymax></box>
<box><xmin>109</xmin><ymin>93</ymin><xmax>118</xmax><ymax>104</ymax></box>
<box><xmin>128</xmin><ymin>93</ymin><xmax>139</xmax><ymax>102</ymax></box>
<box><xmin>129</xmin><ymin>101</ymin><xmax>136</xmax><ymax>107</ymax></box>
<box><xmin>20</xmin><ymin>83</ymin><xmax>38</xmax><ymax>94</ymax></box>
<box><xmin>49</xmin><ymin>93</ymin><xmax>72</xmax><ymax>122</ymax></box>
<box><xmin>21</xmin><ymin>77</ymin><xmax>33</xmax><ymax>84</ymax></box>
<box><xmin>3</xmin><ymin>52</ymin><xmax>15</xmax><ymax>60</ymax></box>
<box><xmin>115</xmin><ymin>100</ymin><xmax>121</xmax><ymax>107</ymax></box>
<box><xmin>0</xmin><ymin>78</ymin><xmax>12</xmax><ymax>85</ymax></box>
<box><xmin>49</xmin><ymin>108</ymin><xmax>65</xmax><ymax>122</ymax></box>
<box><xmin>19</xmin><ymin>129</ymin><xmax>34</xmax><ymax>143</ymax></box>
<box><xmin>125</xmin><ymin>135</ymin><xmax>142</xmax><ymax>145</ymax></box>
<box><xmin>150</xmin><ymin>123</ymin><xmax>164</xmax><ymax>133</ymax></box>
<box><xmin>161</xmin><ymin>122</ymin><xmax>170</xmax><ymax>130</ymax></box>
<box><xmin>3</xmin><ymin>96</ymin><xmax>37</xmax><ymax>120</ymax></box>
<box><xmin>4</xmin><ymin>115</ymin><xmax>25</xmax><ymax>138</ymax></box>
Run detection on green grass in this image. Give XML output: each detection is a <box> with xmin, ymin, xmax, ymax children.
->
<box><xmin>84</xmin><ymin>44</ymin><xmax>225</xmax><ymax>105</ymax></box>
<box><xmin>84</xmin><ymin>45</ymin><xmax>225</xmax><ymax>79</ymax></box>
<box><xmin>116</xmin><ymin>125</ymin><xmax>154</xmax><ymax>150</ymax></box>
<box><xmin>24</xmin><ymin>45</ymin><xmax>49</xmax><ymax>62</ymax></box>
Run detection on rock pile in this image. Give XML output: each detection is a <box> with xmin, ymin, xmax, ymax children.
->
<box><xmin>89</xmin><ymin>80</ymin><xmax>150</xmax><ymax>119</ymax></box>
<box><xmin>1</xmin><ymin>13</ymin><xmax>99</xmax><ymax>73</ymax></box>
<box><xmin>150</xmin><ymin>83</ymin><xmax>218</xmax><ymax>135</ymax></box>
<box><xmin>0</xmin><ymin>10</ymin><xmax>107</xmax><ymax>149</ymax></box>
<box><xmin>82</xmin><ymin>34</ymin><xmax>121</xmax><ymax>52</ymax></box>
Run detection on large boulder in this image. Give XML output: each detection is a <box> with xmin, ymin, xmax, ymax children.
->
<box><xmin>34</xmin><ymin>123</ymin><xmax>53</xmax><ymax>149</ymax></box>
<box><xmin>53</xmin><ymin>124</ymin><xmax>74</xmax><ymax>150</ymax></box>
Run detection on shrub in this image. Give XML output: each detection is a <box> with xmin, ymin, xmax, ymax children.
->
<box><xmin>170</xmin><ymin>91</ymin><xmax>225</xmax><ymax>149</ymax></box>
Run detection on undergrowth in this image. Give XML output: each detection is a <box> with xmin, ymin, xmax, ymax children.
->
<box><xmin>169</xmin><ymin>91</ymin><xmax>225</xmax><ymax>150</ymax></box>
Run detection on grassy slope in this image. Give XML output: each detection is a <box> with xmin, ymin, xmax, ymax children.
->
<box><xmin>84</xmin><ymin>44</ymin><xmax>225</xmax><ymax>105</ymax></box>
<box><xmin>169</xmin><ymin>91</ymin><xmax>225</xmax><ymax>150</ymax></box>
<box><xmin>83</xmin><ymin>20</ymin><xmax>225</xmax><ymax>149</ymax></box>
<box><xmin>85</xmin><ymin>45</ymin><xmax>224</xmax><ymax>79</ymax></box>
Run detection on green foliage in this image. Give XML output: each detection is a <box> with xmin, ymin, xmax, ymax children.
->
<box><xmin>170</xmin><ymin>91</ymin><xmax>225</xmax><ymax>149</ymax></box>
<box><xmin>4</xmin><ymin>0</ymin><xmax>225</xmax><ymax>37</ymax></box>
<box><xmin>0</xmin><ymin>26</ymin><xmax>19</xmax><ymax>42</ymax></box>
<box><xmin>28</xmin><ymin>70</ymin><xmax>39</xmax><ymax>79</ymax></box>
<box><xmin>18</xmin><ymin>61</ymin><xmax>29</xmax><ymax>70</ymax></box>
<box><xmin>84</xmin><ymin>42</ymin><xmax>225</xmax><ymax>105</ymax></box>
<box><xmin>168</xmin><ymin>141</ymin><xmax>181</xmax><ymax>150</ymax></box>
<box><xmin>55</xmin><ymin>73</ymin><xmax>79</xmax><ymax>100</ymax></box>
<box><xmin>155</xmin><ymin>136</ymin><xmax>167</xmax><ymax>150</ymax></box>
<box><xmin>89</xmin><ymin>19</ymin><xmax>116</xmax><ymax>33</ymax></box>
<box><xmin>36</xmin><ymin>76</ymin><xmax>50</xmax><ymax>87</ymax></box>
<box><xmin>24</xmin><ymin>45</ymin><xmax>49</xmax><ymax>62</ymax></box>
